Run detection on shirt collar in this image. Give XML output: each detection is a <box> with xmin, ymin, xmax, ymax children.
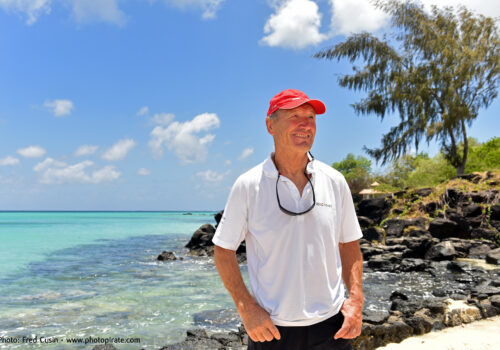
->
<box><xmin>262</xmin><ymin>152</ymin><xmax>315</xmax><ymax>178</ymax></box>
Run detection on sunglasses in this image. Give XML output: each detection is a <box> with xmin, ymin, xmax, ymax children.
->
<box><xmin>275</xmin><ymin>152</ymin><xmax>316</xmax><ymax>216</ymax></box>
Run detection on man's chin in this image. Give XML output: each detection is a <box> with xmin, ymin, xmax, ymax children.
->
<box><xmin>289</xmin><ymin>143</ymin><xmax>313</xmax><ymax>153</ymax></box>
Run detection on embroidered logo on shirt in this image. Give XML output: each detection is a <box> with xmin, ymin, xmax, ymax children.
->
<box><xmin>316</xmin><ymin>202</ymin><xmax>332</xmax><ymax>208</ymax></box>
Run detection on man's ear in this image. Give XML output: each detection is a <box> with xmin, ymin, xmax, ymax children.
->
<box><xmin>266</xmin><ymin>116</ymin><xmax>274</xmax><ymax>135</ymax></box>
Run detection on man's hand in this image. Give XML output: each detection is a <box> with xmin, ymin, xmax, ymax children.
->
<box><xmin>334</xmin><ymin>297</ymin><xmax>363</xmax><ymax>339</ymax></box>
<box><xmin>213</xmin><ymin>246</ymin><xmax>281</xmax><ymax>343</ymax></box>
<box><xmin>239</xmin><ymin>302</ymin><xmax>281</xmax><ymax>342</ymax></box>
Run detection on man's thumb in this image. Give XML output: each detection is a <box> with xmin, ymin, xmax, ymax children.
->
<box><xmin>270</xmin><ymin>325</ymin><xmax>281</xmax><ymax>340</ymax></box>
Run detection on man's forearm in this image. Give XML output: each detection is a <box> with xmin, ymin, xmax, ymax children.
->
<box><xmin>339</xmin><ymin>240</ymin><xmax>364</xmax><ymax>302</ymax></box>
<box><xmin>334</xmin><ymin>240</ymin><xmax>364</xmax><ymax>339</ymax></box>
<box><xmin>213</xmin><ymin>245</ymin><xmax>257</xmax><ymax>312</ymax></box>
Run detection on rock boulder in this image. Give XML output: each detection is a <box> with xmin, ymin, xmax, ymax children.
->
<box><xmin>486</xmin><ymin>248</ymin><xmax>500</xmax><ymax>265</ymax></box>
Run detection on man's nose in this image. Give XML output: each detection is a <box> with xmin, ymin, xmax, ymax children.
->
<box><xmin>299</xmin><ymin>117</ymin><xmax>314</xmax><ymax>128</ymax></box>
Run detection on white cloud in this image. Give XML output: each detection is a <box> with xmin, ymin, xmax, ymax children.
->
<box><xmin>137</xmin><ymin>106</ymin><xmax>149</xmax><ymax>116</ymax></box>
<box><xmin>224</xmin><ymin>159</ymin><xmax>232</xmax><ymax>166</ymax></box>
<box><xmin>329</xmin><ymin>0</ymin><xmax>389</xmax><ymax>36</ymax></box>
<box><xmin>238</xmin><ymin>147</ymin><xmax>254</xmax><ymax>160</ymax></box>
<box><xmin>196</xmin><ymin>169</ymin><xmax>230</xmax><ymax>182</ymax></box>
<box><xmin>261</xmin><ymin>1</ymin><xmax>500</xmax><ymax>48</ymax></box>
<box><xmin>261</xmin><ymin>0</ymin><xmax>327</xmax><ymax>49</ymax></box>
<box><xmin>0</xmin><ymin>0</ymin><xmax>51</xmax><ymax>25</ymax></box>
<box><xmin>151</xmin><ymin>113</ymin><xmax>175</xmax><ymax>125</ymax></box>
<box><xmin>71</xmin><ymin>0</ymin><xmax>126</xmax><ymax>25</ymax></box>
<box><xmin>163</xmin><ymin>0</ymin><xmax>225</xmax><ymax>19</ymax></box>
<box><xmin>33</xmin><ymin>157</ymin><xmax>66</xmax><ymax>172</ymax></box>
<box><xmin>199</xmin><ymin>134</ymin><xmax>215</xmax><ymax>145</ymax></box>
<box><xmin>328</xmin><ymin>0</ymin><xmax>500</xmax><ymax>36</ymax></box>
<box><xmin>75</xmin><ymin>144</ymin><xmax>99</xmax><ymax>157</ymax></box>
<box><xmin>102</xmin><ymin>139</ymin><xmax>136</xmax><ymax>161</ymax></box>
<box><xmin>0</xmin><ymin>156</ymin><xmax>20</xmax><ymax>166</ymax></box>
<box><xmin>0</xmin><ymin>0</ymin><xmax>125</xmax><ymax>25</ymax></box>
<box><xmin>17</xmin><ymin>145</ymin><xmax>46</xmax><ymax>158</ymax></box>
<box><xmin>149</xmin><ymin>112</ymin><xmax>220</xmax><ymax>163</ymax></box>
<box><xmin>44</xmin><ymin>99</ymin><xmax>74</xmax><ymax>117</ymax></box>
<box><xmin>138</xmin><ymin>168</ymin><xmax>151</xmax><ymax>176</ymax></box>
<box><xmin>90</xmin><ymin>165</ymin><xmax>121</xmax><ymax>183</ymax></box>
<box><xmin>33</xmin><ymin>157</ymin><xmax>120</xmax><ymax>184</ymax></box>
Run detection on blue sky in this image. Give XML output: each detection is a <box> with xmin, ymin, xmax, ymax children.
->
<box><xmin>0</xmin><ymin>0</ymin><xmax>499</xmax><ymax>210</ymax></box>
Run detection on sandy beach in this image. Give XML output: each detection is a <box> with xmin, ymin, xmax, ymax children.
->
<box><xmin>377</xmin><ymin>316</ymin><xmax>500</xmax><ymax>350</ymax></box>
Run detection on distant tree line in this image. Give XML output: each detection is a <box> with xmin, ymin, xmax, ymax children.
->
<box><xmin>333</xmin><ymin>137</ymin><xmax>500</xmax><ymax>194</ymax></box>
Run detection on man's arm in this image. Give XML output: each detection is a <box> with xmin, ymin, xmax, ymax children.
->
<box><xmin>334</xmin><ymin>239</ymin><xmax>364</xmax><ymax>339</ymax></box>
<box><xmin>213</xmin><ymin>245</ymin><xmax>281</xmax><ymax>342</ymax></box>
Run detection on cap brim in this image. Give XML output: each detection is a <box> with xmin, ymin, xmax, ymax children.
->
<box><xmin>279</xmin><ymin>98</ymin><xmax>326</xmax><ymax>115</ymax></box>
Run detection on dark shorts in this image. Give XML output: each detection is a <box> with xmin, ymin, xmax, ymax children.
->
<box><xmin>247</xmin><ymin>312</ymin><xmax>353</xmax><ymax>350</ymax></box>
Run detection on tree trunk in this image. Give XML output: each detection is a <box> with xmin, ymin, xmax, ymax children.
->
<box><xmin>456</xmin><ymin>118</ymin><xmax>469</xmax><ymax>176</ymax></box>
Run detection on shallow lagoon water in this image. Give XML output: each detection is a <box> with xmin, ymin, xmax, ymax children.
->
<box><xmin>1</xmin><ymin>211</ymin><xmax>494</xmax><ymax>349</ymax></box>
<box><xmin>0</xmin><ymin>212</ymin><xmax>237</xmax><ymax>349</ymax></box>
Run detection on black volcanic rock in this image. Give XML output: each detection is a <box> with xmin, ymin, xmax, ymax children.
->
<box><xmin>424</xmin><ymin>202</ymin><xmax>440</xmax><ymax>216</ymax></box>
<box><xmin>185</xmin><ymin>223</ymin><xmax>216</xmax><ymax>252</ymax></box>
<box><xmin>445</xmin><ymin>188</ymin><xmax>465</xmax><ymax>208</ymax></box>
<box><xmin>157</xmin><ymin>251</ymin><xmax>177</xmax><ymax>261</ymax></box>
<box><xmin>428</xmin><ymin>218</ymin><xmax>468</xmax><ymax>239</ymax></box>
<box><xmin>357</xmin><ymin>197</ymin><xmax>392</xmax><ymax>224</ymax></box>
<box><xmin>367</xmin><ymin>253</ymin><xmax>402</xmax><ymax>271</ymax></box>
<box><xmin>383</xmin><ymin>219</ymin><xmax>406</xmax><ymax>237</ymax></box>
<box><xmin>363</xmin><ymin>310</ymin><xmax>390</xmax><ymax>325</ymax></box>
<box><xmin>471</xmin><ymin>228</ymin><xmax>497</xmax><ymax>241</ymax></box>
<box><xmin>185</xmin><ymin>219</ymin><xmax>246</xmax><ymax>260</ymax></box>
<box><xmin>360</xmin><ymin>244</ymin><xmax>387</xmax><ymax>259</ymax></box>
<box><xmin>214</xmin><ymin>210</ymin><xmax>224</xmax><ymax>228</ymax></box>
<box><xmin>383</xmin><ymin>218</ymin><xmax>427</xmax><ymax>238</ymax></box>
<box><xmin>491</xmin><ymin>205</ymin><xmax>500</xmax><ymax>221</ymax></box>
<box><xmin>486</xmin><ymin>248</ymin><xmax>500</xmax><ymax>265</ymax></box>
<box><xmin>362</xmin><ymin>227</ymin><xmax>384</xmax><ymax>242</ymax></box>
<box><xmin>425</xmin><ymin>241</ymin><xmax>457</xmax><ymax>261</ymax></box>
<box><xmin>358</xmin><ymin>216</ymin><xmax>374</xmax><ymax>228</ymax></box>
<box><xmin>468</xmin><ymin>244</ymin><xmax>492</xmax><ymax>259</ymax></box>
<box><xmin>414</xmin><ymin>188</ymin><xmax>433</xmax><ymax>197</ymax></box>
<box><xmin>160</xmin><ymin>327</ymin><xmax>247</xmax><ymax>350</ymax></box>
<box><xmin>462</xmin><ymin>204</ymin><xmax>482</xmax><ymax>218</ymax></box>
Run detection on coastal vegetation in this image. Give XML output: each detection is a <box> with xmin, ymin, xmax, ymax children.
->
<box><xmin>316</xmin><ymin>0</ymin><xmax>500</xmax><ymax>175</ymax></box>
<box><xmin>334</xmin><ymin>137</ymin><xmax>500</xmax><ymax>194</ymax></box>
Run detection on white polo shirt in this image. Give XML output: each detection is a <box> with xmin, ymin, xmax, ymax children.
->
<box><xmin>212</xmin><ymin>153</ymin><xmax>362</xmax><ymax>327</ymax></box>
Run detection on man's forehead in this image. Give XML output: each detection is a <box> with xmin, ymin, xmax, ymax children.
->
<box><xmin>281</xmin><ymin>103</ymin><xmax>316</xmax><ymax>114</ymax></box>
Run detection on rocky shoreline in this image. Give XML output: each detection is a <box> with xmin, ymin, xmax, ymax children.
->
<box><xmin>142</xmin><ymin>173</ymin><xmax>500</xmax><ymax>350</ymax></box>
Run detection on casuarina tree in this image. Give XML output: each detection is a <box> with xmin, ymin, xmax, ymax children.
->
<box><xmin>315</xmin><ymin>0</ymin><xmax>500</xmax><ymax>175</ymax></box>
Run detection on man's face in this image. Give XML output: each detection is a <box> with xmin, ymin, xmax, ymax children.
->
<box><xmin>266</xmin><ymin>103</ymin><xmax>316</xmax><ymax>152</ymax></box>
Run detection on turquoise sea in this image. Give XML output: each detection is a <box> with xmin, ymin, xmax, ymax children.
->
<box><xmin>1</xmin><ymin>211</ymin><xmax>469</xmax><ymax>350</ymax></box>
<box><xmin>0</xmin><ymin>211</ymin><xmax>244</xmax><ymax>349</ymax></box>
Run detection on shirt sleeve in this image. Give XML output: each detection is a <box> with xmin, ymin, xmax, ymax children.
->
<box><xmin>339</xmin><ymin>177</ymin><xmax>363</xmax><ymax>243</ymax></box>
<box><xmin>212</xmin><ymin>176</ymin><xmax>248</xmax><ymax>250</ymax></box>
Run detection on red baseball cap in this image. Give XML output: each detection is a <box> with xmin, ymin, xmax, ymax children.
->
<box><xmin>267</xmin><ymin>89</ymin><xmax>326</xmax><ymax>117</ymax></box>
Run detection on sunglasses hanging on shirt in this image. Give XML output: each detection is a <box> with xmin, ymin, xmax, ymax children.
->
<box><xmin>275</xmin><ymin>152</ymin><xmax>316</xmax><ymax>216</ymax></box>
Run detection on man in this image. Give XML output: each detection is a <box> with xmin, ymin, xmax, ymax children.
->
<box><xmin>213</xmin><ymin>89</ymin><xmax>364</xmax><ymax>350</ymax></box>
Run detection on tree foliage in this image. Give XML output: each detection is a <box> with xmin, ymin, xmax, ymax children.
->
<box><xmin>375</xmin><ymin>152</ymin><xmax>456</xmax><ymax>189</ymax></box>
<box><xmin>315</xmin><ymin>0</ymin><xmax>500</xmax><ymax>175</ymax></box>
<box><xmin>465</xmin><ymin>136</ymin><xmax>500</xmax><ymax>172</ymax></box>
<box><xmin>332</xmin><ymin>153</ymin><xmax>372</xmax><ymax>194</ymax></box>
